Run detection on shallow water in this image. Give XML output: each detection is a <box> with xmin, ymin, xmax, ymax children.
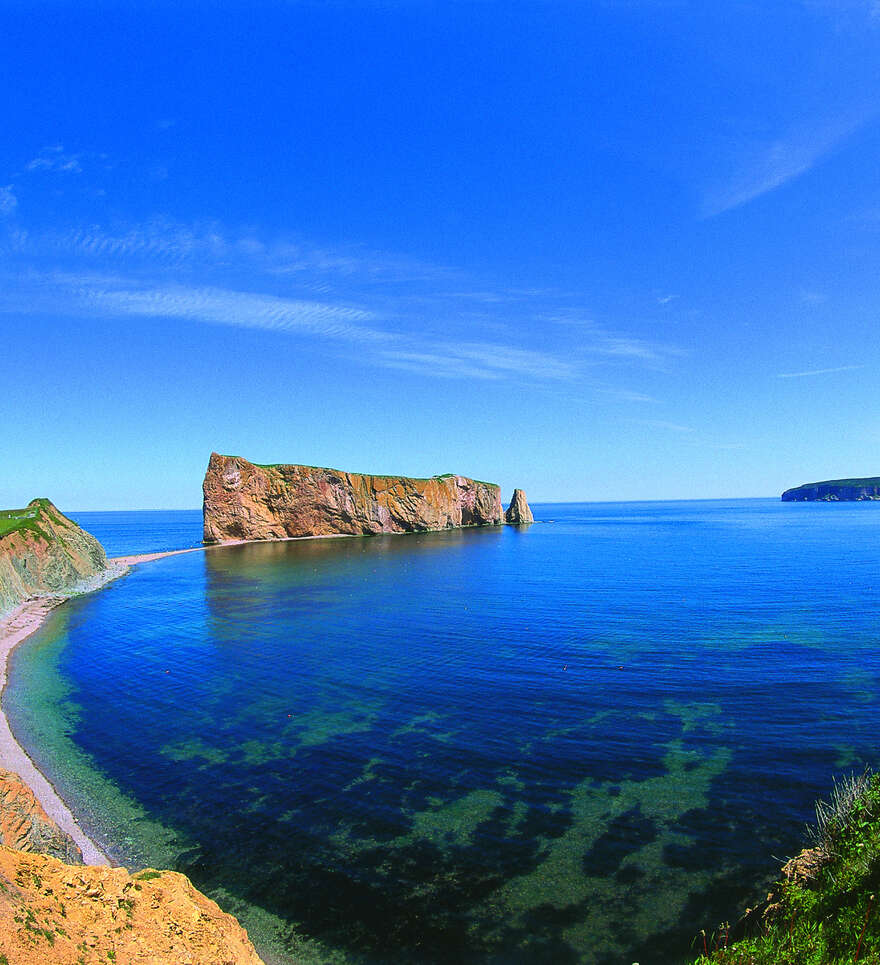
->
<box><xmin>7</xmin><ymin>500</ymin><xmax>880</xmax><ymax>963</ymax></box>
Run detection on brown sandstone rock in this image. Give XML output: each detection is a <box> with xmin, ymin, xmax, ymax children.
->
<box><xmin>203</xmin><ymin>452</ymin><xmax>503</xmax><ymax>542</ymax></box>
<box><xmin>0</xmin><ymin>498</ymin><xmax>110</xmax><ymax>615</ymax></box>
<box><xmin>0</xmin><ymin>846</ymin><xmax>265</xmax><ymax>965</ymax></box>
<box><xmin>0</xmin><ymin>767</ymin><xmax>83</xmax><ymax>864</ymax></box>
<box><xmin>504</xmin><ymin>489</ymin><xmax>534</xmax><ymax>525</ymax></box>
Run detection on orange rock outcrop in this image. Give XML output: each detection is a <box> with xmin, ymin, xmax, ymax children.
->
<box><xmin>0</xmin><ymin>767</ymin><xmax>83</xmax><ymax>864</ymax></box>
<box><xmin>0</xmin><ymin>768</ymin><xmax>265</xmax><ymax>965</ymax></box>
<box><xmin>203</xmin><ymin>452</ymin><xmax>503</xmax><ymax>543</ymax></box>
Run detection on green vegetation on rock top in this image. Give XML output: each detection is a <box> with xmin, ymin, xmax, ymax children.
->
<box><xmin>789</xmin><ymin>476</ymin><xmax>880</xmax><ymax>490</ymax></box>
<box><xmin>218</xmin><ymin>455</ymin><xmax>500</xmax><ymax>489</ymax></box>
<box><xmin>0</xmin><ymin>499</ymin><xmax>53</xmax><ymax>541</ymax></box>
<box><xmin>694</xmin><ymin>770</ymin><xmax>880</xmax><ymax>964</ymax></box>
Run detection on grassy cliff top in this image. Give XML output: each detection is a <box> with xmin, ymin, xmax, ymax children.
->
<box><xmin>788</xmin><ymin>476</ymin><xmax>880</xmax><ymax>490</ymax></box>
<box><xmin>0</xmin><ymin>498</ymin><xmax>69</xmax><ymax>541</ymax></box>
<box><xmin>217</xmin><ymin>454</ymin><xmax>499</xmax><ymax>489</ymax></box>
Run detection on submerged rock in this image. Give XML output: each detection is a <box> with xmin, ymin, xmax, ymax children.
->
<box><xmin>504</xmin><ymin>489</ymin><xmax>534</xmax><ymax>525</ymax></box>
<box><xmin>203</xmin><ymin>452</ymin><xmax>503</xmax><ymax>542</ymax></box>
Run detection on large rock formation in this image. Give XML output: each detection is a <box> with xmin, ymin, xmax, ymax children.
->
<box><xmin>0</xmin><ymin>767</ymin><xmax>265</xmax><ymax>965</ymax></box>
<box><xmin>504</xmin><ymin>489</ymin><xmax>534</xmax><ymax>525</ymax></box>
<box><xmin>203</xmin><ymin>452</ymin><xmax>503</xmax><ymax>543</ymax></box>
<box><xmin>782</xmin><ymin>477</ymin><xmax>880</xmax><ymax>501</ymax></box>
<box><xmin>0</xmin><ymin>498</ymin><xmax>110</xmax><ymax>615</ymax></box>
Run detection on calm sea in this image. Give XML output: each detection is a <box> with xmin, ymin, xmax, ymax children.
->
<box><xmin>6</xmin><ymin>500</ymin><xmax>880</xmax><ymax>964</ymax></box>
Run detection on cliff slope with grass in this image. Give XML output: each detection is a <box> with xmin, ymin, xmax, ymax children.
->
<box><xmin>0</xmin><ymin>499</ymin><xmax>110</xmax><ymax>615</ymax></box>
<box><xmin>695</xmin><ymin>770</ymin><xmax>880</xmax><ymax>964</ymax></box>
<box><xmin>203</xmin><ymin>452</ymin><xmax>503</xmax><ymax>542</ymax></box>
<box><xmin>0</xmin><ymin>766</ymin><xmax>265</xmax><ymax>965</ymax></box>
<box><xmin>782</xmin><ymin>477</ymin><xmax>880</xmax><ymax>501</ymax></box>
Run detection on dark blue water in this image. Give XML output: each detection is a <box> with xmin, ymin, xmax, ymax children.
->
<box><xmin>7</xmin><ymin>500</ymin><xmax>880</xmax><ymax>964</ymax></box>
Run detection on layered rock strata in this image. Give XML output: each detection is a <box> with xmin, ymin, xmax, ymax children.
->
<box><xmin>0</xmin><ymin>499</ymin><xmax>110</xmax><ymax>615</ymax></box>
<box><xmin>0</xmin><ymin>767</ymin><xmax>83</xmax><ymax>864</ymax></box>
<box><xmin>0</xmin><ymin>768</ymin><xmax>265</xmax><ymax>965</ymax></box>
<box><xmin>782</xmin><ymin>477</ymin><xmax>880</xmax><ymax>501</ymax></box>
<box><xmin>203</xmin><ymin>452</ymin><xmax>503</xmax><ymax>542</ymax></box>
<box><xmin>504</xmin><ymin>489</ymin><xmax>534</xmax><ymax>525</ymax></box>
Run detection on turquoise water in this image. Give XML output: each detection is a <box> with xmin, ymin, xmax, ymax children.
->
<box><xmin>7</xmin><ymin>500</ymin><xmax>880</xmax><ymax>963</ymax></box>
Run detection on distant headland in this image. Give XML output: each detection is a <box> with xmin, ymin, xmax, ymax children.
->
<box><xmin>781</xmin><ymin>477</ymin><xmax>880</xmax><ymax>502</ymax></box>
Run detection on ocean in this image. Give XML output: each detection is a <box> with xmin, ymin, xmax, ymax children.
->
<box><xmin>6</xmin><ymin>499</ymin><xmax>880</xmax><ymax>964</ymax></box>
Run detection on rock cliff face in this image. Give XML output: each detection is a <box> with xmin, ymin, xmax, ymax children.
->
<box><xmin>504</xmin><ymin>489</ymin><xmax>534</xmax><ymax>525</ymax></box>
<box><xmin>0</xmin><ymin>767</ymin><xmax>83</xmax><ymax>864</ymax></box>
<box><xmin>0</xmin><ymin>499</ymin><xmax>110</xmax><ymax>615</ymax></box>
<box><xmin>203</xmin><ymin>452</ymin><xmax>503</xmax><ymax>543</ymax></box>
<box><xmin>0</xmin><ymin>768</ymin><xmax>265</xmax><ymax>965</ymax></box>
<box><xmin>781</xmin><ymin>477</ymin><xmax>880</xmax><ymax>501</ymax></box>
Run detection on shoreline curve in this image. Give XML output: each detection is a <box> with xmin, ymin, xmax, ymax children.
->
<box><xmin>0</xmin><ymin>531</ymin><xmax>371</xmax><ymax>869</ymax></box>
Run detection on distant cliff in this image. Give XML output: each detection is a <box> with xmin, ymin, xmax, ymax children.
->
<box><xmin>0</xmin><ymin>767</ymin><xmax>265</xmax><ymax>965</ymax></box>
<box><xmin>203</xmin><ymin>453</ymin><xmax>503</xmax><ymax>543</ymax></box>
<box><xmin>781</xmin><ymin>477</ymin><xmax>880</xmax><ymax>501</ymax></box>
<box><xmin>0</xmin><ymin>499</ymin><xmax>111</xmax><ymax>615</ymax></box>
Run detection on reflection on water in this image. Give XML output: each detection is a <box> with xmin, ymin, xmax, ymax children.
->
<box><xmin>6</xmin><ymin>501</ymin><xmax>880</xmax><ymax>964</ymax></box>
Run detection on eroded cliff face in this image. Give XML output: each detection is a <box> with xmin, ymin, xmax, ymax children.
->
<box><xmin>0</xmin><ymin>768</ymin><xmax>265</xmax><ymax>965</ymax></box>
<box><xmin>504</xmin><ymin>489</ymin><xmax>534</xmax><ymax>525</ymax></box>
<box><xmin>0</xmin><ymin>767</ymin><xmax>83</xmax><ymax>864</ymax></box>
<box><xmin>203</xmin><ymin>452</ymin><xmax>503</xmax><ymax>542</ymax></box>
<box><xmin>0</xmin><ymin>499</ymin><xmax>110</xmax><ymax>615</ymax></box>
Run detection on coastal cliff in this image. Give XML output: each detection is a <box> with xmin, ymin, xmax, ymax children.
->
<box><xmin>203</xmin><ymin>452</ymin><xmax>503</xmax><ymax>542</ymax></box>
<box><xmin>781</xmin><ymin>476</ymin><xmax>880</xmax><ymax>501</ymax></box>
<box><xmin>0</xmin><ymin>767</ymin><xmax>265</xmax><ymax>965</ymax></box>
<box><xmin>0</xmin><ymin>499</ymin><xmax>111</xmax><ymax>615</ymax></box>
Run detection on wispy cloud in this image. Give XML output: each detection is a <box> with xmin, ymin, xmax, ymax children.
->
<box><xmin>378</xmin><ymin>341</ymin><xmax>576</xmax><ymax>381</ymax></box>
<box><xmin>798</xmin><ymin>289</ymin><xmax>828</xmax><ymax>304</ymax></box>
<box><xmin>701</xmin><ymin>112</ymin><xmax>870</xmax><ymax>218</ymax></box>
<box><xmin>0</xmin><ymin>216</ymin><xmax>674</xmax><ymax>388</ymax></box>
<box><xmin>541</xmin><ymin>311</ymin><xmax>682</xmax><ymax>364</ymax></box>
<box><xmin>25</xmin><ymin>145</ymin><xmax>83</xmax><ymax>174</ymax></box>
<box><xmin>70</xmin><ymin>279</ymin><xmax>389</xmax><ymax>343</ymax></box>
<box><xmin>595</xmin><ymin>387</ymin><xmax>661</xmax><ymax>404</ymax></box>
<box><xmin>778</xmin><ymin>363</ymin><xmax>864</xmax><ymax>378</ymax></box>
<box><xmin>656</xmin><ymin>293</ymin><xmax>678</xmax><ymax>305</ymax></box>
<box><xmin>632</xmin><ymin>418</ymin><xmax>694</xmax><ymax>433</ymax></box>
<box><xmin>0</xmin><ymin>185</ymin><xmax>15</xmax><ymax>216</ymax></box>
<box><xmin>5</xmin><ymin>221</ymin><xmax>450</xmax><ymax>283</ymax></box>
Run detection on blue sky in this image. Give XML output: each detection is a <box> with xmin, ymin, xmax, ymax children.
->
<box><xmin>3</xmin><ymin>0</ymin><xmax>880</xmax><ymax>508</ymax></box>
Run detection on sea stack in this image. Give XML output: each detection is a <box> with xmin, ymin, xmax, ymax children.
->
<box><xmin>203</xmin><ymin>453</ymin><xmax>503</xmax><ymax>542</ymax></box>
<box><xmin>505</xmin><ymin>489</ymin><xmax>534</xmax><ymax>525</ymax></box>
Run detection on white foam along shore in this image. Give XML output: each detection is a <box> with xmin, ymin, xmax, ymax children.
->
<box><xmin>0</xmin><ymin>532</ymin><xmax>367</xmax><ymax>867</ymax></box>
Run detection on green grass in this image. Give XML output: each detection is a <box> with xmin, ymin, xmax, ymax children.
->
<box><xmin>694</xmin><ymin>770</ymin><xmax>880</xmax><ymax>964</ymax></box>
<box><xmin>218</xmin><ymin>454</ymin><xmax>500</xmax><ymax>489</ymax></box>
<box><xmin>0</xmin><ymin>498</ymin><xmax>61</xmax><ymax>543</ymax></box>
<box><xmin>788</xmin><ymin>476</ymin><xmax>880</xmax><ymax>490</ymax></box>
